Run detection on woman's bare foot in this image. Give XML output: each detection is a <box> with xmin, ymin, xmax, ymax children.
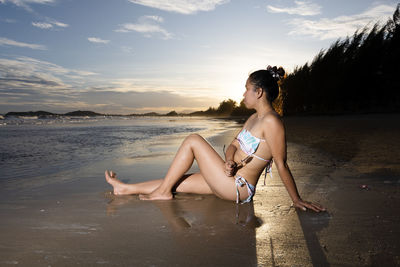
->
<box><xmin>139</xmin><ymin>187</ymin><xmax>173</xmax><ymax>201</ymax></box>
<box><xmin>105</xmin><ymin>170</ymin><xmax>129</xmax><ymax>195</ymax></box>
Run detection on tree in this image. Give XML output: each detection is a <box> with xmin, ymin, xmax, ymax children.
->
<box><xmin>280</xmin><ymin>4</ymin><xmax>400</xmax><ymax>115</ymax></box>
<box><xmin>216</xmin><ymin>99</ymin><xmax>237</xmax><ymax>115</ymax></box>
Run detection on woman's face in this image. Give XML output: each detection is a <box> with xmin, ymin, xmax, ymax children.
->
<box><xmin>243</xmin><ymin>78</ymin><xmax>258</xmax><ymax>109</ymax></box>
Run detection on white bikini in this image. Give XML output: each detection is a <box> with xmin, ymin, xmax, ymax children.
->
<box><xmin>233</xmin><ymin>129</ymin><xmax>273</xmax><ymax>204</ymax></box>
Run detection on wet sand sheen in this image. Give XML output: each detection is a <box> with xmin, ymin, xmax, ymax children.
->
<box><xmin>0</xmin><ymin>114</ymin><xmax>399</xmax><ymax>266</ymax></box>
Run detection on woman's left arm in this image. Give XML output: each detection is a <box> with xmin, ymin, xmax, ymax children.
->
<box><xmin>264</xmin><ymin>116</ymin><xmax>326</xmax><ymax>212</ymax></box>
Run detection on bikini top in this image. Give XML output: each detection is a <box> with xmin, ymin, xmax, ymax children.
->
<box><xmin>236</xmin><ymin>129</ymin><xmax>268</xmax><ymax>162</ymax></box>
<box><xmin>235</xmin><ymin>128</ymin><xmax>273</xmax><ymax>185</ymax></box>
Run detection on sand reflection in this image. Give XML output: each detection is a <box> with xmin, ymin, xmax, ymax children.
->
<box><xmin>105</xmin><ymin>193</ymin><xmax>260</xmax><ymax>265</ymax></box>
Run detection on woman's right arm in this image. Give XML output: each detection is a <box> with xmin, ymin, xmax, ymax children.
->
<box><xmin>225</xmin><ymin>116</ymin><xmax>254</xmax><ymax>176</ymax></box>
<box><xmin>264</xmin><ymin>115</ymin><xmax>326</xmax><ymax>212</ymax></box>
<box><xmin>224</xmin><ymin>139</ymin><xmax>239</xmax><ymax>176</ymax></box>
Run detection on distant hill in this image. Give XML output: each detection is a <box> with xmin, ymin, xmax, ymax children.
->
<box><xmin>64</xmin><ymin>110</ymin><xmax>103</xmax><ymax>116</ymax></box>
<box><xmin>5</xmin><ymin>111</ymin><xmax>56</xmax><ymax>117</ymax></box>
<box><xmin>165</xmin><ymin>110</ymin><xmax>179</xmax><ymax>116</ymax></box>
<box><xmin>128</xmin><ymin>112</ymin><xmax>162</xmax><ymax>116</ymax></box>
<box><xmin>5</xmin><ymin>110</ymin><xmax>103</xmax><ymax>117</ymax></box>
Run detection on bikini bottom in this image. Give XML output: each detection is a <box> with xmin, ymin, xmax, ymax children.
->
<box><xmin>234</xmin><ymin>175</ymin><xmax>256</xmax><ymax>204</ymax></box>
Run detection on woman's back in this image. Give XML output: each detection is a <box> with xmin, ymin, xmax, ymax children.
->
<box><xmin>233</xmin><ymin>112</ymin><xmax>281</xmax><ymax>186</ymax></box>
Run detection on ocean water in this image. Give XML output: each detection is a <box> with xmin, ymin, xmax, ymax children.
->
<box><xmin>0</xmin><ymin>116</ymin><xmax>236</xmax><ymax>183</ymax></box>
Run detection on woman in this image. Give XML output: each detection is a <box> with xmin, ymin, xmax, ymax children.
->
<box><xmin>105</xmin><ymin>66</ymin><xmax>325</xmax><ymax>212</ymax></box>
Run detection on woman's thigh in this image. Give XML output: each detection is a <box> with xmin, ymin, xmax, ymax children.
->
<box><xmin>175</xmin><ymin>172</ymin><xmax>250</xmax><ymax>202</ymax></box>
<box><xmin>184</xmin><ymin>134</ymin><xmax>247</xmax><ymax>201</ymax></box>
<box><xmin>175</xmin><ymin>173</ymin><xmax>213</xmax><ymax>194</ymax></box>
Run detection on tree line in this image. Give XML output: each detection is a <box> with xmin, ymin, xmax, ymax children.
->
<box><xmin>188</xmin><ymin>99</ymin><xmax>253</xmax><ymax>117</ymax></box>
<box><xmin>198</xmin><ymin>5</ymin><xmax>400</xmax><ymax>117</ymax></box>
<box><xmin>280</xmin><ymin>4</ymin><xmax>400</xmax><ymax>115</ymax></box>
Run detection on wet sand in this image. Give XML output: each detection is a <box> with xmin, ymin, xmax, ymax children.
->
<box><xmin>0</xmin><ymin>114</ymin><xmax>399</xmax><ymax>266</ymax></box>
<box><xmin>257</xmin><ymin>114</ymin><xmax>400</xmax><ymax>266</ymax></box>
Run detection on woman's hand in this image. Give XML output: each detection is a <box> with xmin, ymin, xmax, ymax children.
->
<box><xmin>292</xmin><ymin>199</ymin><xmax>326</xmax><ymax>212</ymax></box>
<box><xmin>224</xmin><ymin>160</ymin><xmax>237</xmax><ymax>177</ymax></box>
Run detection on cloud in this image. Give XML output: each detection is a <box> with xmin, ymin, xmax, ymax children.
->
<box><xmin>0</xmin><ymin>56</ymin><xmax>96</xmax><ymax>94</ymax></box>
<box><xmin>128</xmin><ymin>0</ymin><xmax>229</xmax><ymax>14</ymax></box>
<box><xmin>50</xmin><ymin>20</ymin><xmax>68</xmax><ymax>27</ymax></box>
<box><xmin>0</xmin><ymin>0</ymin><xmax>54</xmax><ymax>4</ymax></box>
<box><xmin>79</xmin><ymin>89</ymin><xmax>217</xmax><ymax>114</ymax></box>
<box><xmin>145</xmin><ymin>15</ymin><xmax>164</xmax><ymax>22</ymax></box>
<box><xmin>0</xmin><ymin>0</ymin><xmax>55</xmax><ymax>12</ymax></box>
<box><xmin>32</xmin><ymin>22</ymin><xmax>52</xmax><ymax>29</ymax></box>
<box><xmin>287</xmin><ymin>4</ymin><xmax>396</xmax><ymax>40</ymax></box>
<box><xmin>0</xmin><ymin>37</ymin><xmax>46</xmax><ymax>50</ymax></box>
<box><xmin>32</xmin><ymin>19</ymin><xmax>69</xmax><ymax>29</ymax></box>
<box><xmin>115</xmin><ymin>15</ymin><xmax>172</xmax><ymax>39</ymax></box>
<box><xmin>8</xmin><ymin>56</ymin><xmax>96</xmax><ymax>76</ymax></box>
<box><xmin>0</xmin><ymin>56</ymin><xmax>101</xmax><ymax>113</ymax></box>
<box><xmin>88</xmin><ymin>37</ymin><xmax>110</xmax><ymax>44</ymax></box>
<box><xmin>0</xmin><ymin>56</ymin><xmax>218</xmax><ymax>114</ymax></box>
<box><xmin>267</xmin><ymin>0</ymin><xmax>321</xmax><ymax>16</ymax></box>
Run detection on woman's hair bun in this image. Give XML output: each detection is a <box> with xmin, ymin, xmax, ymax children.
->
<box><xmin>266</xmin><ymin>65</ymin><xmax>285</xmax><ymax>81</ymax></box>
<box><xmin>248</xmin><ymin>65</ymin><xmax>285</xmax><ymax>102</ymax></box>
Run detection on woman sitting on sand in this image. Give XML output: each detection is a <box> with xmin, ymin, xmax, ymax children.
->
<box><xmin>106</xmin><ymin>66</ymin><xmax>325</xmax><ymax>212</ymax></box>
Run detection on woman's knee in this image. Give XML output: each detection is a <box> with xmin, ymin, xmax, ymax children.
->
<box><xmin>184</xmin><ymin>133</ymin><xmax>204</xmax><ymax>146</ymax></box>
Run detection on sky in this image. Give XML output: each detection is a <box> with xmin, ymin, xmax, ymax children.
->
<box><xmin>0</xmin><ymin>0</ymin><xmax>398</xmax><ymax>114</ymax></box>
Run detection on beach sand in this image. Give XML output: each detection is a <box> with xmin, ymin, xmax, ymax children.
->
<box><xmin>0</xmin><ymin>114</ymin><xmax>399</xmax><ymax>266</ymax></box>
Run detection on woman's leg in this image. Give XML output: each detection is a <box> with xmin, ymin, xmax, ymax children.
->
<box><xmin>106</xmin><ymin>134</ymin><xmax>248</xmax><ymax>201</ymax></box>
<box><xmin>105</xmin><ymin>170</ymin><xmax>163</xmax><ymax>195</ymax></box>
<box><xmin>105</xmin><ymin>171</ymin><xmax>213</xmax><ymax>195</ymax></box>
<box><xmin>140</xmin><ymin>133</ymin><xmax>242</xmax><ymax>201</ymax></box>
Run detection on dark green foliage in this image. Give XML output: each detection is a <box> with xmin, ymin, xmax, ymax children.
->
<box><xmin>216</xmin><ymin>99</ymin><xmax>237</xmax><ymax>115</ymax></box>
<box><xmin>281</xmin><ymin>4</ymin><xmax>400</xmax><ymax>115</ymax></box>
<box><xmin>188</xmin><ymin>99</ymin><xmax>255</xmax><ymax>117</ymax></box>
<box><xmin>231</xmin><ymin>100</ymin><xmax>256</xmax><ymax>116</ymax></box>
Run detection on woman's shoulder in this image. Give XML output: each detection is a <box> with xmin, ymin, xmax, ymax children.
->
<box><xmin>263</xmin><ymin>111</ymin><xmax>282</xmax><ymax>123</ymax></box>
<box><xmin>261</xmin><ymin>112</ymin><xmax>284</xmax><ymax>130</ymax></box>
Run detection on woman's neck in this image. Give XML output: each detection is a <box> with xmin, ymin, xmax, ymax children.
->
<box><xmin>254</xmin><ymin>101</ymin><xmax>274</xmax><ymax>118</ymax></box>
